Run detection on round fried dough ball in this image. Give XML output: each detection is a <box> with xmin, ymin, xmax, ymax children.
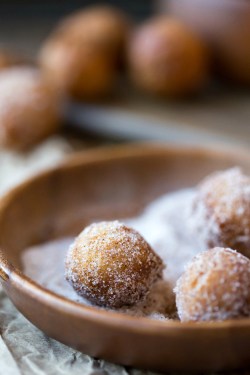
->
<box><xmin>39</xmin><ymin>6</ymin><xmax>131</xmax><ymax>100</ymax></box>
<box><xmin>128</xmin><ymin>17</ymin><xmax>209</xmax><ymax>97</ymax></box>
<box><xmin>39</xmin><ymin>36</ymin><xmax>116</xmax><ymax>100</ymax></box>
<box><xmin>65</xmin><ymin>221</ymin><xmax>164</xmax><ymax>308</ymax></box>
<box><xmin>0</xmin><ymin>67</ymin><xmax>61</xmax><ymax>150</ymax></box>
<box><xmin>175</xmin><ymin>247</ymin><xmax>250</xmax><ymax>322</ymax></box>
<box><xmin>190</xmin><ymin>168</ymin><xmax>250</xmax><ymax>258</ymax></box>
<box><xmin>56</xmin><ymin>5</ymin><xmax>131</xmax><ymax>61</ymax></box>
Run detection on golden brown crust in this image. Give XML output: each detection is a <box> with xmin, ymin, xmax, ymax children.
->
<box><xmin>65</xmin><ymin>221</ymin><xmax>164</xmax><ymax>308</ymax></box>
<box><xmin>175</xmin><ymin>247</ymin><xmax>250</xmax><ymax>322</ymax></box>
<box><xmin>191</xmin><ymin>168</ymin><xmax>250</xmax><ymax>258</ymax></box>
<box><xmin>39</xmin><ymin>6</ymin><xmax>131</xmax><ymax>100</ymax></box>
<box><xmin>0</xmin><ymin>67</ymin><xmax>61</xmax><ymax>150</ymax></box>
<box><xmin>56</xmin><ymin>6</ymin><xmax>131</xmax><ymax>59</ymax></box>
<box><xmin>40</xmin><ymin>36</ymin><xmax>116</xmax><ymax>100</ymax></box>
<box><xmin>128</xmin><ymin>17</ymin><xmax>209</xmax><ymax>97</ymax></box>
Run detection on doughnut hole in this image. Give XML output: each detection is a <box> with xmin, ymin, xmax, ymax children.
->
<box><xmin>65</xmin><ymin>221</ymin><xmax>164</xmax><ymax>308</ymax></box>
<box><xmin>175</xmin><ymin>247</ymin><xmax>250</xmax><ymax>322</ymax></box>
<box><xmin>128</xmin><ymin>17</ymin><xmax>209</xmax><ymax>97</ymax></box>
<box><xmin>39</xmin><ymin>36</ymin><xmax>116</xmax><ymax>100</ymax></box>
<box><xmin>0</xmin><ymin>67</ymin><xmax>61</xmax><ymax>150</ymax></box>
<box><xmin>39</xmin><ymin>6</ymin><xmax>131</xmax><ymax>100</ymax></box>
<box><xmin>191</xmin><ymin>168</ymin><xmax>250</xmax><ymax>258</ymax></box>
<box><xmin>56</xmin><ymin>5</ymin><xmax>131</xmax><ymax>62</ymax></box>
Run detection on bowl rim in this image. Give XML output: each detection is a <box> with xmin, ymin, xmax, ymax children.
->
<box><xmin>1</xmin><ymin>142</ymin><xmax>250</xmax><ymax>334</ymax></box>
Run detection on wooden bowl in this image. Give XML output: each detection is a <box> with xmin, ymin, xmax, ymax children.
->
<box><xmin>160</xmin><ymin>0</ymin><xmax>250</xmax><ymax>85</ymax></box>
<box><xmin>0</xmin><ymin>144</ymin><xmax>250</xmax><ymax>372</ymax></box>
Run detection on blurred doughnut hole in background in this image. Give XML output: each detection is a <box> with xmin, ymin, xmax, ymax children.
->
<box><xmin>0</xmin><ymin>0</ymin><xmax>249</xmax><ymax>150</ymax></box>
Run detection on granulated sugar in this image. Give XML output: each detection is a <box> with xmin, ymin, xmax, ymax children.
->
<box><xmin>22</xmin><ymin>189</ymin><xmax>201</xmax><ymax>320</ymax></box>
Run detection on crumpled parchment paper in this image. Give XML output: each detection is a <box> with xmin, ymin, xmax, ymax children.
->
<box><xmin>0</xmin><ymin>284</ymin><xmax>151</xmax><ymax>375</ymax></box>
<box><xmin>0</xmin><ymin>137</ymin><xmax>71</xmax><ymax>196</ymax></box>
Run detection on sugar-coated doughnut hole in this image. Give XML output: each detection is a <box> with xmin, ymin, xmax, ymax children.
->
<box><xmin>0</xmin><ymin>67</ymin><xmax>61</xmax><ymax>150</ymax></box>
<box><xmin>175</xmin><ymin>247</ymin><xmax>250</xmax><ymax>322</ymax></box>
<box><xmin>65</xmin><ymin>221</ymin><xmax>164</xmax><ymax>308</ymax></box>
<box><xmin>56</xmin><ymin>6</ymin><xmax>131</xmax><ymax>61</ymax></box>
<box><xmin>128</xmin><ymin>16</ymin><xmax>209</xmax><ymax>97</ymax></box>
<box><xmin>191</xmin><ymin>168</ymin><xmax>250</xmax><ymax>258</ymax></box>
<box><xmin>40</xmin><ymin>37</ymin><xmax>116</xmax><ymax>100</ymax></box>
<box><xmin>39</xmin><ymin>6</ymin><xmax>131</xmax><ymax>100</ymax></box>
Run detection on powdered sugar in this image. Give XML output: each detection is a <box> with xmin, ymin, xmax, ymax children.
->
<box><xmin>22</xmin><ymin>188</ymin><xmax>198</xmax><ymax>320</ymax></box>
<box><xmin>127</xmin><ymin>189</ymin><xmax>201</xmax><ymax>287</ymax></box>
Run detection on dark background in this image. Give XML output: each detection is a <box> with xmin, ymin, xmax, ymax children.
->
<box><xmin>0</xmin><ymin>1</ymin><xmax>153</xmax><ymax>54</ymax></box>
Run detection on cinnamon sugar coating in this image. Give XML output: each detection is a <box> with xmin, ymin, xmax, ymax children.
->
<box><xmin>65</xmin><ymin>221</ymin><xmax>164</xmax><ymax>308</ymax></box>
<box><xmin>0</xmin><ymin>67</ymin><xmax>61</xmax><ymax>150</ymax></box>
<box><xmin>175</xmin><ymin>247</ymin><xmax>250</xmax><ymax>322</ymax></box>
<box><xmin>190</xmin><ymin>168</ymin><xmax>250</xmax><ymax>258</ymax></box>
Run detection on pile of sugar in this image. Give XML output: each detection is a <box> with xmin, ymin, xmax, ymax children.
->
<box><xmin>22</xmin><ymin>189</ymin><xmax>203</xmax><ymax>320</ymax></box>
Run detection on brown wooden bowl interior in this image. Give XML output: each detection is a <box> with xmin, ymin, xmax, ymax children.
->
<box><xmin>0</xmin><ymin>144</ymin><xmax>250</xmax><ymax>372</ymax></box>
